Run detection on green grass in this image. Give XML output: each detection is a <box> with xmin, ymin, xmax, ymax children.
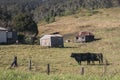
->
<box><xmin>0</xmin><ymin>70</ymin><xmax>120</xmax><ymax>80</ymax></box>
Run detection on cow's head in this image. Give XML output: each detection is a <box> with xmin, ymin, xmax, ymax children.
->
<box><xmin>70</xmin><ymin>53</ymin><xmax>76</xmax><ymax>57</ymax></box>
<box><xmin>96</xmin><ymin>53</ymin><xmax>102</xmax><ymax>58</ymax></box>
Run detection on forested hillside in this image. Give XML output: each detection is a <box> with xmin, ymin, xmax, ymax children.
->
<box><xmin>0</xmin><ymin>0</ymin><xmax>120</xmax><ymax>23</ymax></box>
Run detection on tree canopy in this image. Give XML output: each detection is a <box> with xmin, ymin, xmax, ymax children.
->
<box><xmin>0</xmin><ymin>6</ymin><xmax>11</xmax><ymax>27</ymax></box>
<box><xmin>12</xmin><ymin>13</ymin><xmax>38</xmax><ymax>34</ymax></box>
<box><xmin>0</xmin><ymin>0</ymin><xmax>120</xmax><ymax>22</ymax></box>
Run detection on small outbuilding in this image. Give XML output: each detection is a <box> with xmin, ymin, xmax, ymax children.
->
<box><xmin>0</xmin><ymin>27</ymin><xmax>7</xmax><ymax>43</ymax></box>
<box><xmin>0</xmin><ymin>27</ymin><xmax>18</xmax><ymax>44</ymax></box>
<box><xmin>7</xmin><ymin>31</ymin><xmax>18</xmax><ymax>44</ymax></box>
<box><xmin>40</xmin><ymin>34</ymin><xmax>64</xmax><ymax>47</ymax></box>
<box><xmin>75</xmin><ymin>31</ymin><xmax>94</xmax><ymax>42</ymax></box>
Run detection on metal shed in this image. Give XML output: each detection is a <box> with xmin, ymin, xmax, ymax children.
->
<box><xmin>0</xmin><ymin>27</ymin><xmax>18</xmax><ymax>44</ymax></box>
<box><xmin>7</xmin><ymin>31</ymin><xmax>18</xmax><ymax>44</ymax></box>
<box><xmin>0</xmin><ymin>27</ymin><xmax>7</xmax><ymax>43</ymax></box>
<box><xmin>40</xmin><ymin>34</ymin><xmax>64</xmax><ymax>47</ymax></box>
<box><xmin>75</xmin><ymin>31</ymin><xmax>94</xmax><ymax>42</ymax></box>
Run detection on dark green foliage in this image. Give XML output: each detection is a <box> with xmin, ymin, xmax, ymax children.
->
<box><xmin>18</xmin><ymin>33</ymin><xmax>25</xmax><ymax>43</ymax></box>
<box><xmin>12</xmin><ymin>13</ymin><xmax>38</xmax><ymax>34</ymax></box>
<box><xmin>0</xmin><ymin>7</ymin><xmax>11</xmax><ymax>21</ymax></box>
<box><xmin>45</xmin><ymin>16</ymin><xmax>55</xmax><ymax>23</ymax></box>
<box><xmin>11</xmin><ymin>13</ymin><xmax>38</xmax><ymax>44</ymax></box>
<box><xmin>0</xmin><ymin>6</ymin><xmax>11</xmax><ymax>27</ymax></box>
<box><xmin>0</xmin><ymin>0</ymin><xmax>120</xmax><ymax>22</ymax></box>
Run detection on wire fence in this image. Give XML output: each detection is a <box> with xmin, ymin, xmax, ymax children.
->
<box><xmin>5</xmin><ymin>56</ymin><xmax>119</xmax><ymax>77</ymax></box>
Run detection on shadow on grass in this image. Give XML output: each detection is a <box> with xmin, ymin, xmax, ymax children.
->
<box><xmin>41</xmin><ymin>46</ymin><xmax>78</xmax><ymax>49</ymax></box>
<box><xmin>63</xmin><ymin>46</ymin><xmax>78</xmax><ymax>48</ymax></box>
<box><xmin>77</xmin><ymin>62</ymin><xmax>112</xmax><ymax>66</ymax></box>
<box><xmin>94</xmin><ymin>38</ymin><xmax>102</xmax><ymax>41</ymax></box>
<box><xmin>88</xmin><ymin>63</ymin><xmax>111</xmax><ymax>66</ymax></box>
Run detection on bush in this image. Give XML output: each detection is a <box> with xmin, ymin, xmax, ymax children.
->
<box><xmin>45</xmin><ymin>16</ymin><xmax>55</xmax><ymax>23</ymax></box>
<box><xmin>18</xmin><ymin>33</ymin><xmax>25</xmax><ymax>43</ymax></box>
<box><xmin>12</xmin><ymin>13</ymin><xmax>38</xmax><ymax>34</ymax></box>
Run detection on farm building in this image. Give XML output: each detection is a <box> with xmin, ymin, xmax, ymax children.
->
<box><xmin>7</xmin><ymin>31</ymin><xmax>18</xmax><ymax>44</ymax></box>
<box><xmin>0</xmin><ymin>27</ymin><xmax>7</xmax><ymax>43</ymax></box>
<box><xmin>40</xmin><ymin>34</ymin><xmax>64</xmax><ymax>47</ymax></box>
<box><xmin>0</xmin><ymin>27</ymin><xmax>18</xmax><ymax>44</ymax></box>
<box><xmin>75</xmin><ymin>31</ymin><xmax>94</xmax><ymax>42</ymax></box>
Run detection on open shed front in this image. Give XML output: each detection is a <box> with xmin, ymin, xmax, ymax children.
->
<box><xmin>51</xmin><ymin>36</ymin><xmax>64</xmax><ymax>47</ymax></box>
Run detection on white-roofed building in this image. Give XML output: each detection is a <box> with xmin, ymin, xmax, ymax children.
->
<box><xmin>40</xmin><ymin>34</ymin><xmax>64</xmax><ymax>47</ymax></box>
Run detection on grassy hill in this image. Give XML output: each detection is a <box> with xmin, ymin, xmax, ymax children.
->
<box><xmin>0</xmin><ymin>8</ymin><xmax>120</xmax><ymax>80</ymax></box>
<box><xmin>38</xmin><ymin>8</ymin><xmax>120</xmax><ymax>39</ymax></box>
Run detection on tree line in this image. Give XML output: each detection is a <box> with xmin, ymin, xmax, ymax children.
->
<box><xmin>0</xmin><ymin>0</ymin><xmax>120</xmax><ymax>43</ymax></box>
<box><xmin>0</xmin><ymin>0</ymin><xmax>120</xmax><ymax>23</ymax></box>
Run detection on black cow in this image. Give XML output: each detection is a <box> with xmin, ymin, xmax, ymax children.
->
<box><xmin>71</xmin><ymin>53</ymin><xmax>91</xmax><ymax>65</ymax></box>
<box><xmin>71</xmin><ymin>53</ymin><xmax>103</xmax><ymax>65</ymax></box>
<box><xmin>89</xmin><ymin>53</ymin><xmax>103</xmax><ymax>64</ymax></box>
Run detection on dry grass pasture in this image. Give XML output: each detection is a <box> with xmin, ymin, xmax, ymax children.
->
<box><xmin>39</xmin><ymin>8</ymin><xmax>120</xmax><ymax>38</ymax></box>
<box><xmin>0</xmin><ymin>8</ymin><xmax>120</xmax><ymax>79</ymax></box>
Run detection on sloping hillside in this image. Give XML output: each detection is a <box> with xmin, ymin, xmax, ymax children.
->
<box><xmin>38</xmin><ymin>8</ymin><xmax>120</xmax><ymax>40</ymax></box>
<box><xmin>0</xmin><ymin>0</ymin><xmax>120</xmax><ymax>22</ymax></box>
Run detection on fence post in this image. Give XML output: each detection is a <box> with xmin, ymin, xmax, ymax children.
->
<box><xmin>103</xmin><ymin>59</ymin><xmax>108</xmax><ymax>75</ymax></box>
<box><xmin>29</xmin><ymin>58</ymin><xmax>32</xmax><ymax>70</ymax></box>
<box><xmin>10</xmin><ymin>56</ymin><xmax>18</xmax><ymax>68</ymax></box>
<box><xmin>47</xmin><ymin>64</ymin><xmax>50</xmax><ymax>75</ymax></box>
<box><xmin>80</xmin><ymin>67</ymin><xmax>84</xmax><ymax>75</ymax></box>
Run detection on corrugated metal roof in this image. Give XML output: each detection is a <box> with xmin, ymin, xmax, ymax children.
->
<box><xmin>0</xmin><ymin>27</ymin><xmax>7</xmax><ymax>31</ymax></box>
<box><xmin>76</xmin><ymin>31</ymin><xmax>94</xmax><ymax>37</ymax></box>
<box><xmin>40</xmin><ymin>34</ymin><xmax>62</xmax><ymax>40</ymax></box>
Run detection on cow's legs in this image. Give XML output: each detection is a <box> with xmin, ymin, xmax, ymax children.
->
<box><xmin>92</xmin><ymin>61</ymin><xmax>95</xmax><ymax>65</ymax></box>
<box><xmin>99</xmin><ymin>60</ymin><xmax>101</xmax><ymax>64</ymax></box>
<box><xmin>77</xmin><ymin>61</ymin><xmax>81</xmax><ymax>65</ymax></box>
<box><xmin>101</xmin><ymin>58</ymin><xmax>103</xmax><ymax>64</ymax></box>
<box><xmin>99</xmin><ymin>59</ymin><xmax>103</xmax><ymax>64</ymax></box>
<box><xmin>79</xmin><ymin>61</ymin><xmax>81</xmax><ymax>65</ymax></box>
<box><xmin>87</xmin><ymin>60</ymin><xmax>90</xmax><ymax>65</ymax></box>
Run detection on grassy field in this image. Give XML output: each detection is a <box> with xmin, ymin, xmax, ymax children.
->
<box><xmin>0</xmin><ymin>8</ymin><xmax>120</xmax><ymax>79</ymax></box>
<box><xmin>0</xmin><ymin>27</ymin><xmax>120</xmax><ymax>79</ymax></box>
<box><xmin>0</xmin><ymin>70</ymin><xmax>120</xmax><ymax>80</ymax></box>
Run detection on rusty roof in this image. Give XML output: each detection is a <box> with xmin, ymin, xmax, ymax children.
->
<box><xmin>76</xmin><ymin>31</ymin><xmax>94</xmax><ymax>37</ymax></box>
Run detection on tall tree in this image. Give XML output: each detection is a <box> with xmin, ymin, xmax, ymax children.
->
<box><xmin>12</xmin><ymin>13</ymin><xmax>38</xmax><ymax>34</ymax></box>
<box><xmin>12</xmin><ymin>13</ymin><xmax>38</xmax><ymax>43</ymax></box>
<box><xmin>0</xmin><ymin>6</ymin><xmax>11</xmax><ymax>28</ymax></box>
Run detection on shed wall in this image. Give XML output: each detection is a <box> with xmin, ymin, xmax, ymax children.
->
<box><xmin>0</xmin><ymin>31</ymin><xmax>7</xmax><ymax>43</ymax></box>
<box><xmin>7</xmin><ymin>31</ymin><xmax>18</xmax><ymax>43</ymax></box>
<box><xmin>40</xmin><ymin>38</ymin><xmax>51</xmax><ymax>47</ymax></box>
<box><xmin>76</xmin><ymin>35</ymin><xmax>94</xmax><ymax>42</ymax></box>
<box><xmin>7</xmin><ymin>32</ymin><xmax>12</xmax><ymax>38</ymax></box>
